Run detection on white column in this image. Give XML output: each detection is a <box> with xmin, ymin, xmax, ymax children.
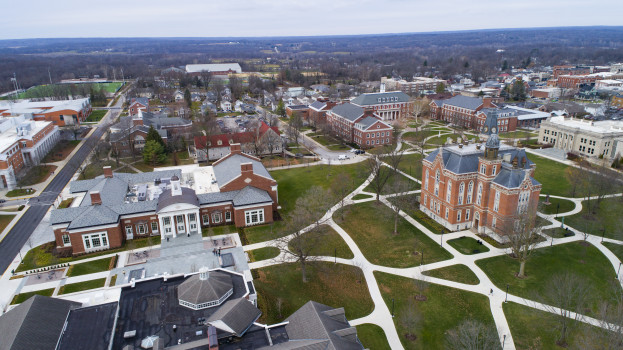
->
<box><xmin>158</xmin><ymin>215</ymin><xmax>165</xmax><ymax>240</ymax></box>
<box><xmin>184</xmin><ymin>212</ymin><xmax>190</xmax><ymax>235</ymax></box>
<box><xmin>195</xmin><ymin>209</ymin><xmax>200</xmax><ymax>233</ymax></box>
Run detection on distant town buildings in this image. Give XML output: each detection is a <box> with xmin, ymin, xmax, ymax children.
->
<box><xmin>381</xmin><ymin>76</ymin><xmax>447</xmax><ymax>95</ymax></box>
<box><xmin>185</xmin><ymin>63</ymin><xmax>243</xmax><ymax>76</ymax></box>
<box><xmin>420</xmin><ymin>113</ymin><xmax>542</xmax><ymax>236</ymax></box>
<box><xmin>538</xmin><ymin>116</ymin><xmax>623</xmax><ymax>159</ymax></box>
<box><xmin>194</xmin><ymin>121</ymin><xmax>282</xmax><ymax>161</ymax></box>
<box><xmin>0</xmin><ymin>98</ymin><xmax>92</xmax><ymax>126</ymax></box>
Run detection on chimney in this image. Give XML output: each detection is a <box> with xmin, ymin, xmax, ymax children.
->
<box><xmin>241</xmin><ymin>163</ymin><xmax>253</xmax><ymax>176</ymax></box>
<box><xmin>230</xmin><ymin>143</ymin><xmax>241</xmax><ymax>155</ymax></box>
<box><xmin>103</xmin><ymin>166</ymin><xmax>113</xmax><ymax>178</ymax></box>
<box><xmin>90</xmin><ymin>191</ymin><xmax>102</xmax><ymax>205</ymax></box>
<box><xmin>482</xmin><ymin>96</ymin><xmax>493</xmax><ymax>108</ymax></box>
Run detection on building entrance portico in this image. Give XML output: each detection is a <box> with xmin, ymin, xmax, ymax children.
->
<box><xmin>158</xmin><ymin>208</ymin><xmax>200</xmax><ymax>239</ymax></box>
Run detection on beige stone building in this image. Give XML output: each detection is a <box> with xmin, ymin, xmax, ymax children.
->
<box><xmin>538</xmin><ymin>116</ymin><xmax>623</xmax><ymax>159</ymax></box>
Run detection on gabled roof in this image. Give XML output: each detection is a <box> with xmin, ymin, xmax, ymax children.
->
<box><xmin>330</xmin><ymin>103</ymin><xmax>364</xmax><ymax>122</ymax></box>
<box><xmin>351</xmin><ymin>91</ymin><xmax>409</xmax><ymax>106</ymax></box>
<box><xmin>492</xmin><ymin>165</ymin><xmax>537</xmax><ymax>189</ymax></box>
<box><xmin>233</xmin><ymin>186</ymin><xmax>273</xmax><ymax>206</ymax></box>
<box><xmin>434</xmin><ymin>95</ymin><xmax>485</xmax><ymax>110</ymax></box>
<box><xmin>130</xmin><ymin>97</ymin><xmax>149</xmax><ymax>107</ymax></box>
<box><xmin>309</xmin><ymin>100</ymin><xmax>327</xmax><ymax>111</ymax></box>
<box><xmin>284</xmin><ymin>301</ymin><xmax>363</xmax><ymax>350</ymax></box>
<box><xmin>0</xmin><ymin>295</ymin><xmax>81</xmax><ymax>350</ymax></box>
<box><xmin>356</xmin><ymin>116</ymin><xmax>390</xmax><ymax>130</ymax></box>
<box><xmin>207</xmin><ymin>298</ymin><xmax>262</xmax><ymax>337</ymax></box>
<box><xmin>213</xmin><ymin>153</ymin><xmax>273</xmax><ymax>187</ymax></box>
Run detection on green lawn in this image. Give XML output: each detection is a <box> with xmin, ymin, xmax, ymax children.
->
<box><xmin>17</xmin><ymin>236</ymin><xmax>160</xmax><ymax>272</ymax></box>
<box><xmin>542</xmin><ymin>227</ymin><xmax>574</xmax><ymax>238</ymax></box>
<box><xmin>423</xmin><ymin>264</ymin><xmax>480</xmax><ymax>285</ymax></box>
<box><xmin>327</xmin><ymin>143</ymin><xmax>351</xmax><ymax>151</ymax></box>
<box><xmin>447</xmin><ymin>236</ymin><xmax>490</xmax><ymax>255</ymax></box>
<box><xmin>18</xmin><ymin>165</ymin><xmax>55</xmax><ymax>186</ymax></box>
<box><xmin>387</xmin><ymin>194</ymin><xmax>446</xmax><ymax>234</ymax></box>
<box><xmin>539</xmin><ymin>197</ymin><xmax>576</xmax><ymax>215</ymax></box>
<box><xmin>80</xmin><ymin>160</ymin><xmax>119</xmax><ymax>179</ymax></box>
<box><xmin>248</xmin><ymin>247</ymin><xmax>280</xmax><ymax>262</ymax></box>
<box><xmin>57</xmin><ymin>198</ymin><xmax>74</xmax><ymax>209</ymax></box>
<box><xmin>16</xmin><ymin>82</ymin><xmax>123</xmax><ymax>99</ymax></box>
<box><xmin>504</xmin><ymin>301</ymin><xmax>600</xmax><ymax>350</ymax></box>
<box><xmin>403</xmin><ymin>130</ymin><xmax>443</xmax><ymax>143</ymax></box>
<box><xmin>602</xmin><ymin>242</ymin><xmax>623</xmax><ymax>262</ymax></box>
<box><xmin>254</xmin><ymin>262</ymin><xmax>374</xmax><ymax>324</ymax></box>
<box><xmin>477</xmin><ymin>242</ymin><xmax>620</xmax><ymax>316</ymax></box>
<box><xmin>382</xmin><ymin>153</ymin><xmax>422</xmax><ymax>178</ymax></box>
<box><xmin>85</xmin><ymin>110</ymin><xmax>107</xmax><ymax>122</ymax></box>
<box><xmin>564</xmin><ymin>197</ymin><xmax>623</xmax><ymax>239</ymax></box>
<box><xmin>289</xmin><ymin>225</ymin><xmax>354</xmax><ymax>259</ymax></box>
<box><xmin>335</xmin><ymin>202</ymin><xmax>452</xmax><ymax>268</ymax></box>
<box><xmin>202</xmin><ymin>224</ymin><xmax>236</xmax><ymax>237</ymax></box>
<box><xmin>425</xmin><ymin>134</ymin><xmax>461</xmax><ymax>146</ymax></box>
<box><xmin>308</xmin><ymin>133</ymin><xmax>343</xmax><ymax>147</ymax></box>
<box><xmin>529</xmin><ymin>154</ymin><xmax>571</xmax><ymax>197</ymax></box>
<box><xmin>499</xmin><ymin>130</ymin><xmax>537</xmax><ymax>139</ymax></box>
<box><xmin>6</xmin><ymin>188</ymin><xmax>34</xmax><ymax>197</ymax></box>
<box><xmin>59</xmin><ymin>278</ymin><xmax>107</xmax><ymax>295</ymax></box>
<box><xmin>375</xmin><ymin>272</ymin><xmax>494</xmax><ymax>349</ymax></box>
<box><xmin>364</xmin><ymin>171</ymin><xmax>419</xmax><ymax>194</ymax></box>
<box><xmin>42</xmin><ymin>140</ymin><xmax>81</xmax><ymax>163</ymax></box>
<box><xmin>245</xmin><ymin>163</ymin><xmax>368</xmax><ymax>244</ymax></box>
<box><xmin>356</xmin><ymin>324</ymin><xmax>391</xmax><ymax>350</ymax></box>
<box><xmin>66</xmin><ymin>257</ymin><xmax>113</xmax><ymax>277</ymax></box>
<box><xmin>0</xmin><ymin>214</ymin><xmax>16</xmax><ymax>232</ymax></box>
<box><xmin>352</xmin><ymin>193</ymin><xmax>373</xmax><ymax>200</ymax></box>
<box><xmin>11</xmin><ymin>288</ymin><xmax>55</xmax><ymax>305</ymax></box>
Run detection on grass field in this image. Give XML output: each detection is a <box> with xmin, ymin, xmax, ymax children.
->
<box><xmin>356</xmin><ymin>324</ymin><xmax>391</xmax><ymax>350</ymax></box>
<box><xmin>17</xmin><ymin>82</ymin><xmax>123</xmax><ymax>99</ymax></box>
<box><xmin>425</xmin><ymin>134</ymin><xmax>461</xmax><ymax>146</ymax></box>
<box><xmin>289</xmin><ymin>225</ymin><xmax>354</xmax><ymax>259</ymax></box>
<box><xmin>85</xmin><ymin>110</ymin><xmax>107</xmax><ymax>122</ymax></box>
<box><xmin>59</xmin><ymin>278</ymin><xmax>107</xmax><ymax>295</ymax></box>
<box><xmin>81</xmin><ymin>160</ymin><xmax>118</xmax><ymax>179</ymax></box>
<box><xmin>383</xmin><ymin>153</ymin><xmax>423</xmax><ymax>178</ymax></box>
<box><xmin>375</xmin><ymin>272</ymin><xmax>494</xmax><ymax>349</ymax></box>
<box><xmin>504</xmin><ymin>301</ymin><xmax>599</xmax><ymax>350</ymax></box>
<box><xmin>352</xmin><ymin>193</ymin><xmax>373</xmax><ymax>200</ymax></box>
<box><xmin>403</xmin><ymin>130</ymin><xmax>444</xmax><ymax>143</ymax></box>
<box><xmin>202</xmin><ymin>224</ymin><xmax>236</xmax><ymax>237</ymax></box>
<box><xmin>477</xmin><ymin>241</ymin><xmax>620</xmax><ymax>316</ymax></box>
<box><xmin>499</xmin><ymin>130</ymin><xmax>537</xmax><ymax>139</ymax></box>
<box><xmin>387</xmin><ymin>194</ymin><xmax>446</xmax><ymax>234</ymax></box>
<box><xmin>19</xmin><ymin>165</ymin><xmax>56</xmax><ymax>186</ymax></box>
<box><xmin>603</xmin><ymin>242</ymin><xmax>623</xmax><ymax>262</ymax></box>
<box><xmin>364</xmin><ymin>171</ymin><xmax>419</xmax><ymax>194</ymax></box>
<box><xmin>11</xmin><ymin>288</ymin><xmax>55</xmax><ymax>305</ymax></box>
<box><xmin>6</xmin><ymin>188</ymin><xmax>33</xmax><ymax>197</ymax></box>
<box><xmin>539</xmin><ymin>197</ymin><xmax>576</xmax><ymax>215</ymax></box>
<box><xmin>42</xmin><ymin>140</ymin><xmax>81</xmax><ymax>163</ymax></box>
<box><xmin>335</xmin><ymin>202</ymin><xmax>452</xmax><ymax>267</ymax></box>
<box><xmin>66</xmin><ymin>257</ymin><xmax>113</xmax><ymax>277</ymax></box>
<box><xmin>248</xmin><ymin>247</ymin><xmax>280</xmax><ymax>262</ymax></box>
<box><xmin>245</xmin><ymin>163</ymin><xmax>368</xmax><ymax>243</ymax></box>
<box><xmin>529</xmin><ymin>154</ymin><xmax>571</xmax><ymax>197</ymax></box>
<box><xmin>423</xmin><ymin>264</ymin><xmax>480</xmax><ymax>285</ymax></box>
<box><xmin>447</xmin><ymin>236</ymin><xmax>490</xmax><ymax>255</ymax></box>
<box><xmin>564</xmin><ymin>197</ymin><xmax>623</xmax><ymax>239</ymax></box>
<box><xmin>254</xmin><ymin>262</ymin><xmax>373</xmax><ymax>324</ymax></box>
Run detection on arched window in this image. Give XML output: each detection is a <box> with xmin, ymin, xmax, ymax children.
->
<box><xmin>446</xmin><ymin>180</ymin><xmax>452</xmax><ymax>202</ymax></box>
<box><xmin>434</xmin><ymin>170</ymin><xmax>440</xmax><ymax>196</ymax></box>
<box><xmin>458</xmin><ymin>182</ymin><xmax>464</xmax><ymax>205</ymax></box>
<box><xmin>476</xmin><ymin>183</ymin><xmax>483</xmax><ymax>205</ymax></box>
<box><xmin>467</xmin><ymin>181</ymin><xmax>474</xmax><ymax>204</ymax></box>
<box><xmin>424</xmin><ymin>169</ymin><xmax>429</xmax><ymax>190</ymax></box>
<box><xmin>493</xmin><ymin>190</ymin><xmax>500</xmax><ymax>212</ymax></box>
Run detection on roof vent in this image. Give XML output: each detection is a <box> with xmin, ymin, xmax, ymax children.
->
<box><xmin>458</xmin><ymin>144</ymin><xmax>463</xmax><ymax>149</ymax></box>
<box><xmin>476</xmin><ymin>144</ymin><xmax>481</xmax><ymax>150</ymax></box>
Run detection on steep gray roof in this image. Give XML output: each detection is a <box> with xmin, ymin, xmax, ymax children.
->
<box><xmin>130</xmin><ymin>97</ymin><xmax>149</xmax><ymax>106</ymax></box>
<box><xmin>284</xmin><ymin>301</ymin><xmax>363</xmax><ymax>350</ymax></box>
<box><xmin>492</xmin><ymin>166</ymin><xmax>533</xmax><ymax>189</ymax></box>
<box><xmin>309</xmin><ymin>100</ymin><xmax>327</xmax><ymax>111</ymax></box>
<box><xmin>207</xmin><ymin>298</ymin><xmax>262</xmax><ymax>336</ymax></box>
<box><xmin>435</xmin><ymin>95</ymin><xmax>484</xmax><ymax>110</ymax></box>
<box><xmin>330</xmin><ymin>103</ymin><xmax>364</xmax><ymax>122</ymax></box>
<box><xmin>177</xmin><ymin>271</ymin><xmax>233</xmax><ymax>306</ymax></box>
<box><xmin>351</xmin><ymin>91</ymin><xmax>409</xmax><ymax>106</ymax></box>
<box><xmin>424</xmin><ymin>147</ymin><xmax>534</xmax><ymax>175</ymax></box>
<box><xmin>156</xmin><ymin>187</ymin><xmax>200</xmax><ymax>212</ymax></box>
<box><xmin>197</xmin><ymin>191</ymin><xmax>239</xmax><ymax>205</ymax></box>
<box><xmin>356</xmin><ymin>116</ymin><xmax>382</xmax><ymax>130</ymax></box>
<box><xmin>232</xmin><ymin>186</ymin><xmax>273</xmax><ymax>206</ymax></box>
<box><xmin>213</xmin><ymin>153</ymin><xmax>273</xmax><ymax>187</ymax></box>
<box><xmin>0</xmin><ymin>295</ymin><xmax>81</xmax><ymax>350</ymax></box>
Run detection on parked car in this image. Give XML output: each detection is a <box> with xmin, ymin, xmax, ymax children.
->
<box><xmin>338</xmin><ymin>154</ymin><xmax>348</xmax><ymax>160</ymax></box>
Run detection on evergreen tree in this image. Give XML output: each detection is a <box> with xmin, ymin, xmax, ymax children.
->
<box><xmin>184</xmin><ymin>88</ymin><xmax>192</xmax><ymax>108</ymax></box>
<box><xmin>146</xmin><ymin>126</ymin><xmax>165</xmax><ymax>148</ymax></box>
<box><xmin>143</xmin><ymin>140</ymin><xmax>167</xmax><ymax>166</ymax></box>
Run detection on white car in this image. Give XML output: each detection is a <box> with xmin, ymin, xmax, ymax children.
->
<box><xmin>338</xmin><ymin>154</ymin><xmax>348</xmax><ymax>160</ymax></box>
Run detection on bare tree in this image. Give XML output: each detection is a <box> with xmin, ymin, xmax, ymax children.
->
<box><xmin>542</xmin><ymin>272</ymin><xmax>592</xmax><ymax>347</ymax></box>
<box><xmin>275</xmin><ymin>186</ymin><xmax>333</xmax><ymax>282</ymax></box>
<box><xmin>366</xmin><ymin>154</ymin><xmax>392</xmax><ymax>201</ymax></box>
<box><xmin>400</xmin><ymin>299</ymin><xmax>422</xmax><ymax>341</ymax></box>
<box><xmin>564</xmin><ymin>166</ymin><xmax>585</xmax><ymax>197</ymax></box>
<box><xmin>331</xmin><ymin>172</ymin><xmax>352</xmax><ymax>222</ymax></box>
<box><xmin>263</xmin><ymin>129</ymin><xmax>281</xmax><ymax>155</ymax></box>
<box><xmin>505</xmin><ymin>210</ymin><xmax>542</xmax><ymax>278</ymax></box>
<box><xmin>386</xmin><ymin>180</ymin><xmax>414</xmax><ymax>235</ymax></box>
<box><xmin>411</xmin><ymin>98</ymin><xmax>430</xmax><ymax>123</ymax></box>
<box><xmin>445</xmin><ymin>319</ymin><xmax>501</xmax><ymax>350</ymax></box>
<box><xmin>573</xmin><ymin>283</ymin><xmax>623</xmax><ymax>350</ymax></box>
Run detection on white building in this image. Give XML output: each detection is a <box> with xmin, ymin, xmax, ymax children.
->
<box><xmin>538</xmin><ymin>116</ymin><xmax>623</xmax><ymax>159</ymax></box>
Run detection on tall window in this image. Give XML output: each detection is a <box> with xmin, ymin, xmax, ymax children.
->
<box><xmin>225</xmin><ymin>211</ymin><xmax>232</xmax><ymax>222</ymax></box>
<box><xmin>434</xmin><ymin>170</ymin><xmax>440</xmax><ymax>196</ymax></box>
<box><xmin>245</xmin><ymin>209</ymin><xmax>265</xmax><ymax>226</ymax></box>
<box><xmin>465</xmin><ymin>209</ymin><xmax>470</xmax><ymax>221</ymax></box>
<box><xmin>480</xmin><ymin>164</ymin><xmax>486</xmax><ymax>174</ymax></box>
<box><xmin>424</xmin><ymin>170</ymin><xmax>429</xmax><ymax>190</ymax></box>
<box><xmin>212</xmin><ymin>212</ymin><xmax>222</xmax><ymax>224</ymax></box>
<box><xmin>125</xmin><ymin>225</ymin><xmax>133</xmax><ymax>235</ymax></box>
<box><xmin>445</xmin><ymin>208</ymin><xmax>449</xmax><ymax>219</ymax></box>
<box><xmin>163</xmin><ymin>216</ymin><xmax>172</xmax><ymax>233</ymax></box>
<box><xmin>137</xmin><ymin>224</ymin><xmax>146</xmax><ymax>235</ymax></box>
<box><xmin>458</xmin><ymin>182</ymin><xmax>464</xmax><ymax>205</ymax></box>
<box><xmin>176</xmin><ymin>215</ymin><xmax>185</xmax><ymax>233</ymax></box>
<box><xmin>476</xmin><ymin>184</ymin><xmax>483</xmax><ymax>205</ymax></box>
<box><xmin>492</xmin><ymin>165</ymin><xmax>497</xmax><ymax>175</ymax></box>
<box><xmin>493</xmin><ymin>191</ymin><xmax>500</xmax><ymax>212</ymax></box>
<box><xmin>62</xmin><ymin>234</ymin><xmax>71</xmax><ymax>246</ymax></box>
<box><xmin>151</xmin><ymin>221</ymin><xmax>158</xmax><ymax>233</ymax></box>
<box><xmin>457</xmin><ymin>210</ymin><xmax>462</xmax><ymax>222</ymax></box>
<box><xmin>467</xmin><ymin>181</ymin><xmax>474</xmax><ymax>204</ymax></box>
<box><xmin>82</xmin><ymin>232</ymin><xmax>109</xmax><ymax>251</ymax></box>
<box><xmin>446</xmin><ymin>180</ymin><xmax>452</xmax><ymax>202</ymax></box>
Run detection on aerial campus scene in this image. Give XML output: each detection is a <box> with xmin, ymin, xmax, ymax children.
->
<box><xmin>0</xmin><ymin>1</ymin><xmax>623</xmax><ymax>349</ymax></box>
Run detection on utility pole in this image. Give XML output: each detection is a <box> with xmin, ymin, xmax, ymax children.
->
<box><xmin>48</xmin><ymin>68</ymin><xmax>53</xmax><ymax>84</ymax></box>
<box><xmin>121</xmin><ymin>68</ymin><xmax>125</xmax><ymax>84</ymax></box>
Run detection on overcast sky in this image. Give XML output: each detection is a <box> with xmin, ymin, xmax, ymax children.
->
<box><xmin>2</xmin><ymin>0</ymin><xmax>622</xmax><ymax>39</ymax></box>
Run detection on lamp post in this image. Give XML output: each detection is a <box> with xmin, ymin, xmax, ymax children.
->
<box><xmin>391</xmin><ymin>298</ymin><xmax>395</xmax><ymax>317</ymax></box>
<box><xmin>505</xmin><ymin>284</ymin><xmax>509</xmax><ymax>303</ymax></box>
<box><xmin>334</xmin><ymin>248</ymin><xmax>337</xmax><ymax>264</ymax></box>
<box><xmin>602</xmin><ymin>228</ymin><xmax>606</xmax><ymax>243</ymax></box>
<box><xmin>555</xmin><ymin>203</ymin><xmax>560</xmax><ymax>218</ymax></box>
<box><xmin>420</xmin><ymin>251</ymin><xmax>424</xmax><ymax>266</ymax></box>
<box><xmin>618</xmin><ymin>262</ymin><xmax>622</xmax><ymax>279</ymax></box>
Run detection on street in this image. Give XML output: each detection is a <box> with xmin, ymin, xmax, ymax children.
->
<box><xmin>0</xmin><ymin>98</ymin><xmax>124</xmax><ymax>275</ymax></box>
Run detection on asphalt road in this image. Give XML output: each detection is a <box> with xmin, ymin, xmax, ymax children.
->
<box><xmin>0</xmin><ymin>99</ymin><xmax>124</xmax><ymax>275</ymax></box>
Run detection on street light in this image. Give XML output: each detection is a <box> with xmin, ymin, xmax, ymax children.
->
<box><xmin>505</xmin><ymin>284</ymin><xmax>509</xmax><ymax>303</ymax></box>
<box><xmin>420</xmin><ymin>251</ymin><xmax>424</xmax><ymax>266</ymax></box>
<box><xmin>391</xmin><ymin>298</ymin><xmax>395</xmax><ymax>317</ymax></box>
<box><xmin>555</xmin><ymin>203</ymin><xmax>560</xmax><ymax>218</ymax></box>
<box><xmin>618</xmin><ymin>262</ymin><xmax>622</xmax><ymax>279</ymax></box>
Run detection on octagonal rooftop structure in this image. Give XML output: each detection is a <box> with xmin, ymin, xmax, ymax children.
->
<box><xmin>177</xmin><ymin>268</ymin><xmax>233</xmax><ymax>310</ymax></box>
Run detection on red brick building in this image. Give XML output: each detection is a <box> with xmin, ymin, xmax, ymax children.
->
<box><xmin>429</xmin><ymin>95</ymin><xmax>497</xmax><ymax>128</ymax></box>
<box><xmin>51</xmin><ymin>144</ymin><xmax>278</xmax><ymax>255</ymax></box>
<box><xmin>420</xmin><ymin>114</ymin><xmax>541</xmax><ymax>236</ymax></box>
<box><xmin>308</xmin><ymin>98</ymin><xmax>337</xmax><ymax>126</ymax></box>
<box><xmin>0</xmin><ymin>98</ymin><xmax>92</xmax><ymax>126</ymax></box>
<box><xmin>128</xmin><ymin>97</ymin><xmax>150</xmax><ymax>116</ymax></box>
<box><xmin>326</xmin><ymin>103</ymin><xmax>393</xmax><ymax>149</ymax></box>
